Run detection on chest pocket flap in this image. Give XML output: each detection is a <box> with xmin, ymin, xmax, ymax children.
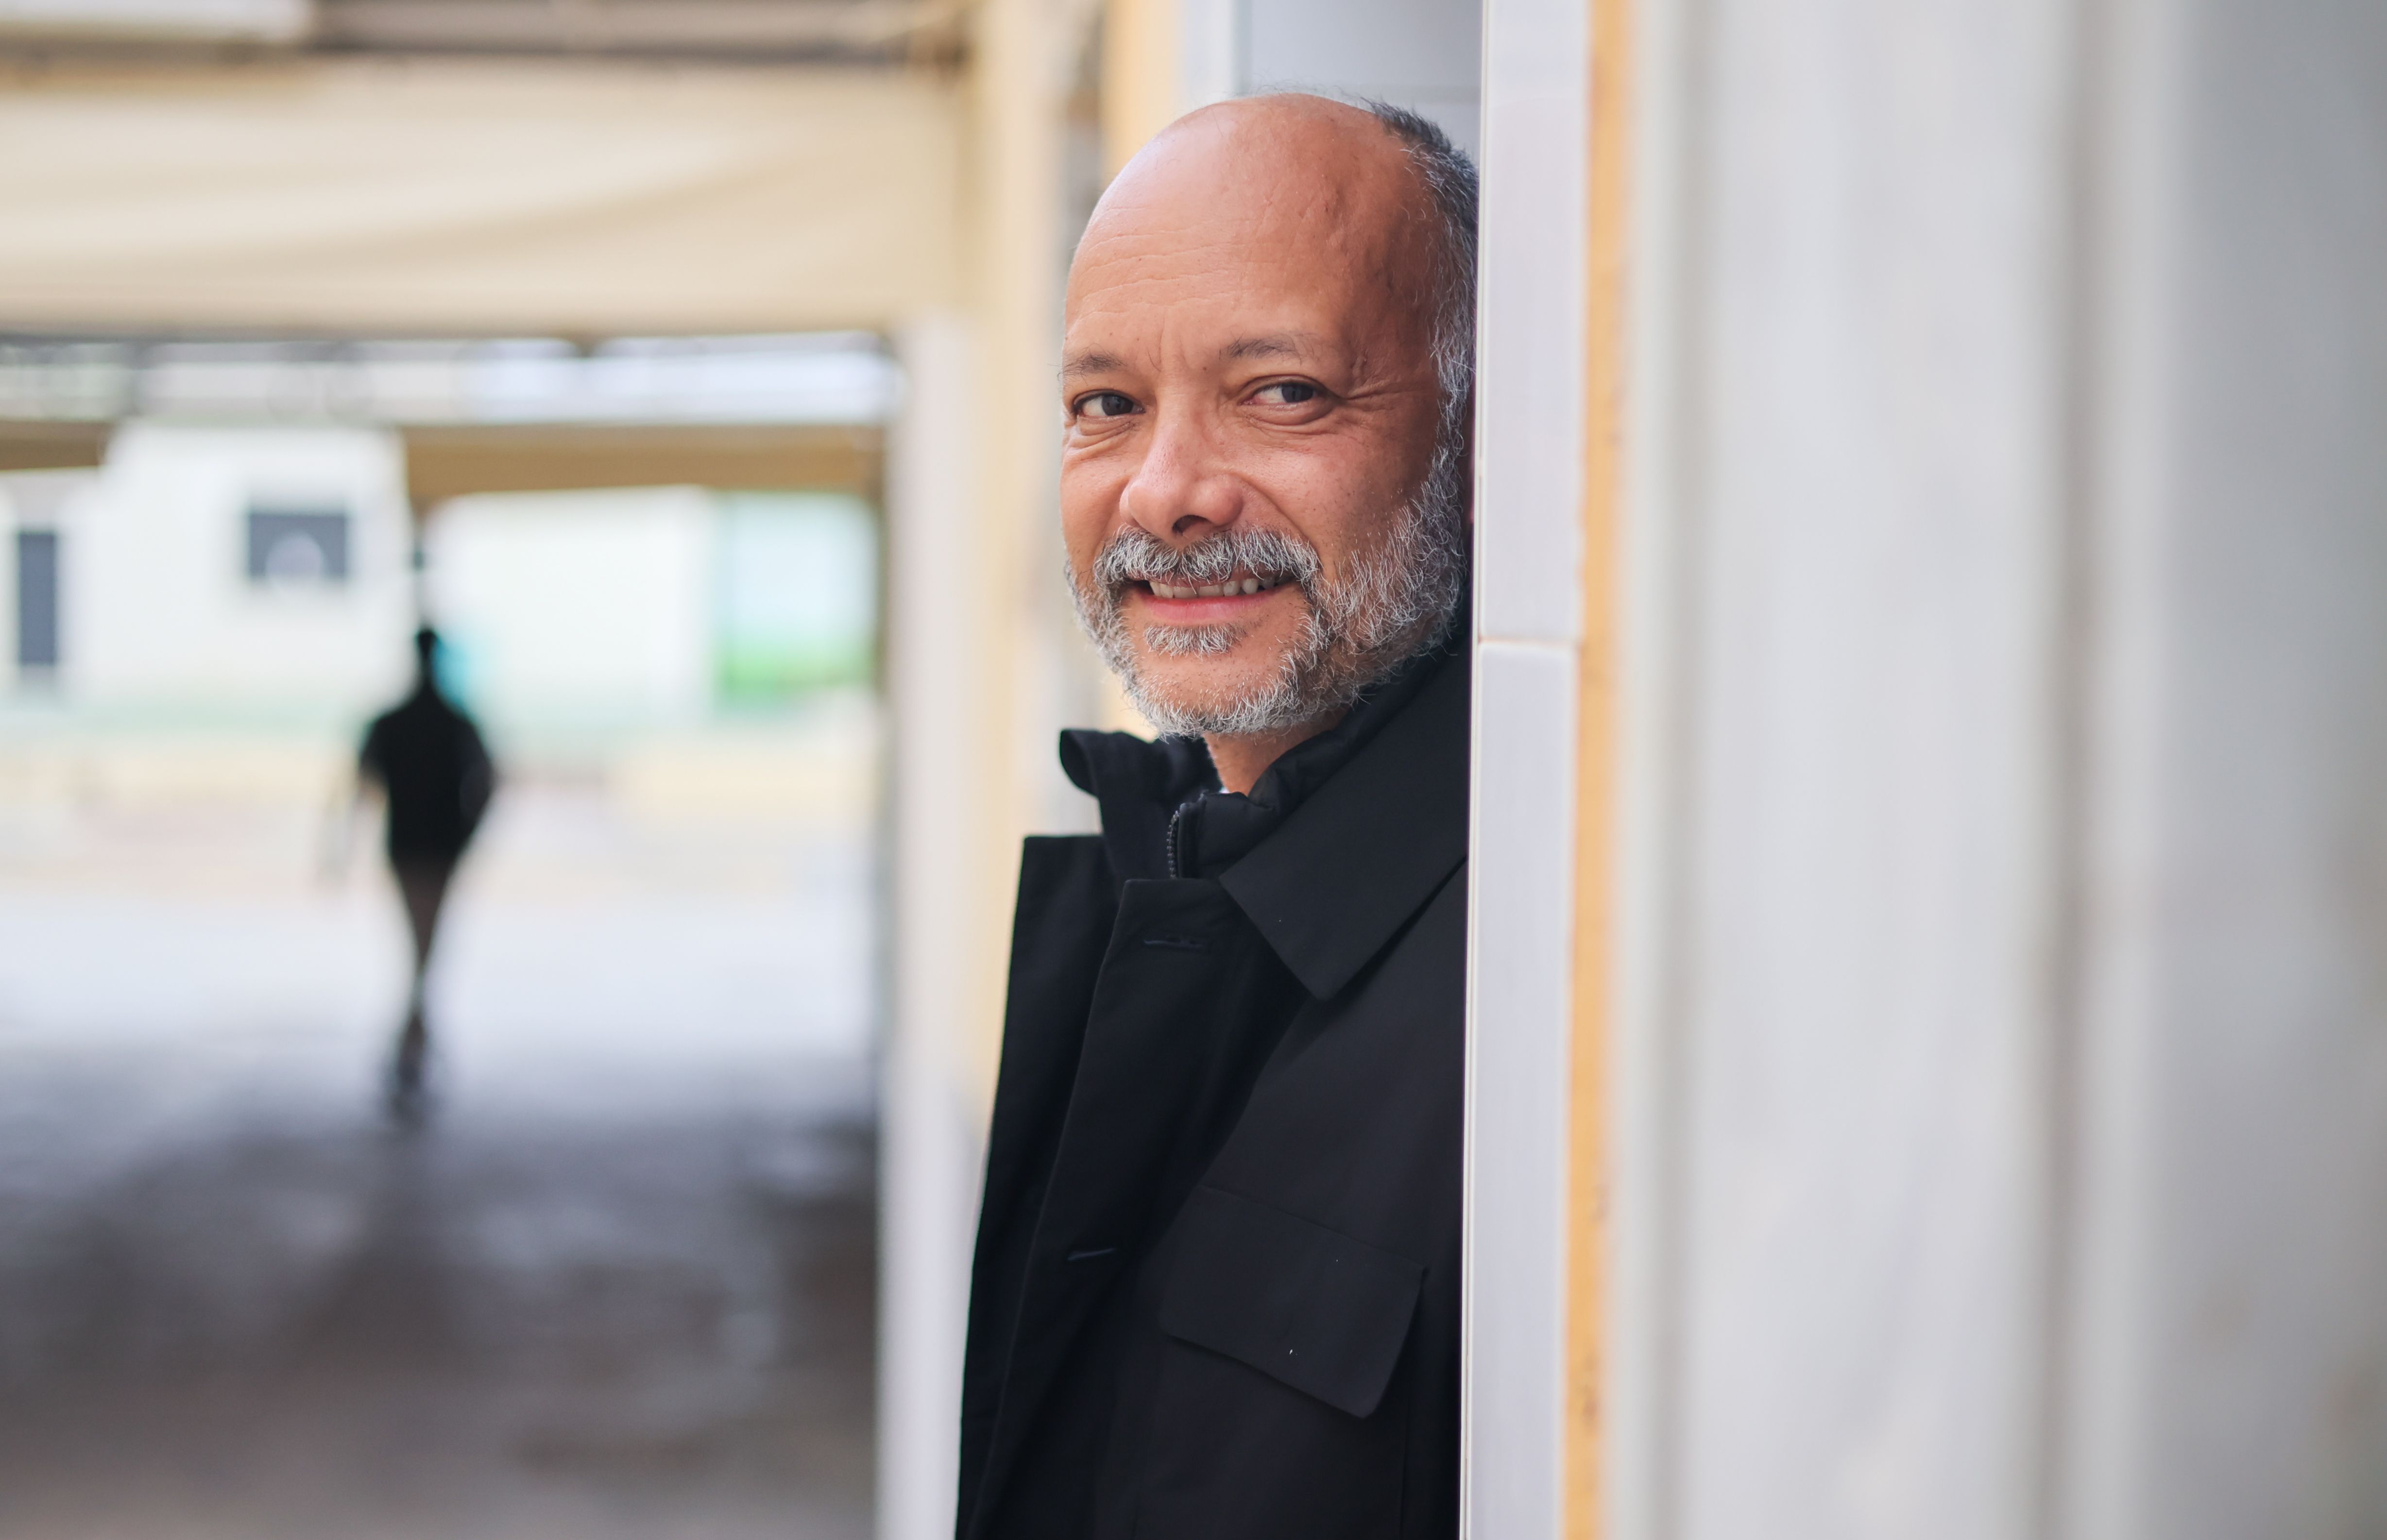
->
<box><xmin>1157</xmin><ymin>1186</ymin><xmax>1424</xmax><ymax>1420</ymax></box>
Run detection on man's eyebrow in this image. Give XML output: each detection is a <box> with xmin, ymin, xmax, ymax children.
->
<box><xmin>1060</xmin><ymin>350</ymin><xmax>1127</xmax><ymax>381</ymax></box>
<box><xmin>1222</xmin><ymin>333</ymin><xmax>1323</xmax><ymax>363</ymax></box>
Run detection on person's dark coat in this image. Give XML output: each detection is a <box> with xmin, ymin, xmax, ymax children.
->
<box><xmin>359</xmin><ymin>681</ymin><xmax>494</xmax><ymax>862</ymax></box>
<box><xmin>957</xmin><ymin>637</ymin><xmax>1470</xmax><ymax>1540</ymax></box>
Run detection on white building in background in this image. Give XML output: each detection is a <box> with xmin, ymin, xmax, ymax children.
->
<box><xmin>0</xmin><ymin>332</ymin><xmax>895</xmax><ymax>731</ymax></box>
<box><xmin>4</xmin><ymin>422</ymin><xmax>416</xmax><ymax>716</ymax></box>
<box><xmin>426</xmin><ymin>486</ymin><xmax>876</xmax><ymax>741</ymax></box>
<box><xmin>2</xmin><ymin>418</ymin><xmax>878</xmax><ymax>745</ymax></box>
<box><xmin>426</xmin><ymin>486</ymin><xmax>717</xmax><ymax>733</ymax></box>
<box><xmin>1</xmin><ymin>469</ymin><xmax>89</xmax><ymax>683</ymax></box>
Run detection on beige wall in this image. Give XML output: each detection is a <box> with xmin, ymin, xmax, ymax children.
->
<box><xmin>877</xmin><ymin>6</ymin><xmax>1106</xmax><ymax>1537</ymax></box>
<box><xmin>1102</xmin><ymin>0</ymin><xmax>1182</xmax><ymax>174</ymax></box>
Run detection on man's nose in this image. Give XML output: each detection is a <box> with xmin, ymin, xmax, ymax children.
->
<box><xmin>1118</xmin><ymin>407</ymin><xmax>1243</xmax><ymax>540</ymax></box>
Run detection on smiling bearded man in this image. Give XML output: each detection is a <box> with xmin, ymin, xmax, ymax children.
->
<box><xmin>956</xmin><ymin>96</ymin><xmax>1477</xmax><ymax>1540</ymax></box>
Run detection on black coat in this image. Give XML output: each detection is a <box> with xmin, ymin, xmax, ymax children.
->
<box><xmin>360</xmin><ymin>683</ymin><xmax>494</xmax><ymax>861</ymax></box>
<box><xmin>958</xmin><ymin>641</ymin><xmax>1470</xmax><ymax>1540</ymax></box>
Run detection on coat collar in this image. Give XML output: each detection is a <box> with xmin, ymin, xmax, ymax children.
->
<box><xmin>1059</xmin><ymin>636</ymin><xmax>1472</xmax><ymax>1000</ymax></box>
<box><xmin>1217</xmin><ymin>643</ymin><xmax>1469</xmax><ymax>998</ymax></box>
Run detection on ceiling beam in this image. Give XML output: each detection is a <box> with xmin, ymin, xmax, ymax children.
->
<box><xmin>402</xmin><ymin>422</ymin><xmax>881</xmax><ymax>504</ymax></box>
<box><xmin>317</xmin><ymin>0</ymin><xmax>967</xmax><ymax>60</ymax></box>
<box><xmin>0</xmin><ymin>58</ymin><xmax>963</xmax><ymax>336</ymax></box>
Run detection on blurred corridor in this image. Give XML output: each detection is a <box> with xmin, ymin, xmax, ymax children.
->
<box><xmin>0</xmin><ymin>747</ymin><xmax>876</xmax><ymax>1539</ymax></box>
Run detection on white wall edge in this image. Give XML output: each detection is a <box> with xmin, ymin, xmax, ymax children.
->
<box><xmin>1465</xmin><ymin>0</ymin><xmax>1594</xmax><ymax>1532</ymax></box>
<box><xmin>1464</xmin><ymin>636</ymin><xmax>1580</xmax><ymax>1540</ymax></box>
<box><xmin>1474</xmin><ymin>0</ymin><xmax>1591</xmax><ymax>648</ymax></box>
<box><xmin>879</xmin><ymin>311</ymin><xmax>987</xmax><ymax>1540</ymax></box>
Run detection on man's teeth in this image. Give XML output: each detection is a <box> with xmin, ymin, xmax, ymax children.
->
<box><xmin>1149</xmin><ymin>577</ymin><xmax>1275</xmax><ymax>600</ymax></box>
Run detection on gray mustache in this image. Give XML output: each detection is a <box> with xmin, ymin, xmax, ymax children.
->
<box><xmin>1091</xmin><ymin>525</ymin><xmax>1322</xmax><ymax>592</ymax></box>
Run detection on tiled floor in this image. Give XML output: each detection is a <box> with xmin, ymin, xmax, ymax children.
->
<box><xmin>0</xmin><ymin>784</ymin><xmax>877</xmax><ymax>1540</ymax></box>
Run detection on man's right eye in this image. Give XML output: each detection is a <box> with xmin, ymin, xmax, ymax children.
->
<box><xmin>1076</xmin><ymin>391</ymin><xmax>1139</xmax><ymax>420</ymax></box>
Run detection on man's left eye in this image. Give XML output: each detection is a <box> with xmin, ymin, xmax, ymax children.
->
<box><xmin>1252</xmin><ymin>382</ymin><xmax>1320</xmax><ymax>406</ymax></box>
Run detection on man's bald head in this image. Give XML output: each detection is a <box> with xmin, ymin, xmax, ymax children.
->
<box><xmin>1079</xmin><ymin>94</ymin><xmax>1477</xmax><ymax>430</ymax></box>
<box><xmin>1057</xmin><ymin>94</ymin><xmax>1477</xmax><ymax>785</ymax></box>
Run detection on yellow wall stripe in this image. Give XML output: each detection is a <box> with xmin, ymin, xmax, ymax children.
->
<box><xmin>1569</xmin><ymin>0</ymin><xmax>1632</xmax><ymax>1535</ymax></box>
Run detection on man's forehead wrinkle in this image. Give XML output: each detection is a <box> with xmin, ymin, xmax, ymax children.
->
<box><xmin>1070</xmin><ymin>222</ymin><xmax>1388</xmax><ymax>322</ymax></box>
<box><xmin>1068</xmin><ymin>263</ymin><xmax>1273</xmax><ymax>332</ymax></box>
<box><xmin>1070</xmin><ymin>214</ymin><xmax>1347</xmax><ymax>312</ymax></box>
<box><xmin>1077</xmin><ymin>230</ymin><xmax>1254</xmax><ymax>283</ymax></box>
<box><xmin>1068</xmin><ymin>203</ymin><xmax>1269</xmax><ymax>300</ymax></box>
<box><xmin>1078</xmin><ymin>201</ymin><xmax>1357</xmax><ymax>283</ymax></box>
<box><xmin>1069</xmin><ymin>220</ymin><xmax>1431</xmax><ymax>330</ymax></box>
<box><xmin>1074</xmin><ymin>192</ymin><xmax>1244</xmax><ymax>256</ymax></box>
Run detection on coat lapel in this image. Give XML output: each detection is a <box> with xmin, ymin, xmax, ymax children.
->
<box><xmin>1219</xmin><ymin>645</ymin><xmax>1471</xmax><ymax>999</ymax></box>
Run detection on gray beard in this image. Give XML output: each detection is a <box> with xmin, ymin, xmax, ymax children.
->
<box><xmin>1067</xmin><ymin>434</ymin><xmax>1469</xmax><ymax>739</ymax></box>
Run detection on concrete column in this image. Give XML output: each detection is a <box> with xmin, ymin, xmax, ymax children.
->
<box><xmin>1602</xmin><ymin>0</ymin><xmax>2387</xmax><ymax>1537</ymax></box>
<box><xmin>880</xmin><ymin>312</ymin><xmax>983</xmax><ymax>1540</ymax></box>
<box><xmin>1467</xmin><ymin>2</ymin><xmax>1594</xmax><ymax>1538</ymax></box>
<box><xmin>2061</xmin><ymin>2</ymin><xmax>2387</xmax><ymax>1535</ymax></box>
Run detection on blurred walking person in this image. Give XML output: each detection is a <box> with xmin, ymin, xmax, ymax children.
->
<box><xmin>358</xmin><ymin>626</ymin><xmax>494</xmax><ymax>1110</ymax></box>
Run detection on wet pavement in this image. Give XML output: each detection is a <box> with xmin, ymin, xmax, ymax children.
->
<box><xmin>0</xmin><ymin>782</ymin><xmax>876</xmax><ymax>1540</ymax></box>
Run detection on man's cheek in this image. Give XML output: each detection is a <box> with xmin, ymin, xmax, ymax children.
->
<box><xmin>1056</xmin><ymin>487</ymin><xmax>1108</xmax><ymax>558</ymax></box>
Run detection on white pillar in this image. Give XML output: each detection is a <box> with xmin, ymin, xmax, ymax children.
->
<box><xmin>1607</xmin><ymin>0</ymin><xmax>2387</xmax><ymax>1537</ymax></box>
<box><xmin>879</xmin><ymin>311</ymin><xmax>983</xmax><ymax>1540</ymax></box>
<box><xmin>1615</xmin><ymin>0</ymin><xmax>2080</xmax><ymax>1523</ymax></box>
<box><xmin>1465</xmin><ymin>0</ymin><xmax>1593</xmax><ymax>1535</ymax></box>
<box><xmin>2062</xmin><ymin>1</ymin><xmax>2387</xmax><ymax>1534</ymax></box>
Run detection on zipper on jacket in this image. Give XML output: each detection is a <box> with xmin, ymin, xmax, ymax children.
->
<box><xmin>1165</xmin><ymin>797</ymin><xmax>1197</xmax><ymax>880</ymax></box>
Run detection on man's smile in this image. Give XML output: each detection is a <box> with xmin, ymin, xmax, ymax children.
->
<box><xmin>1143</xmin><ymin>573</ymin><xmax>1285</xmax><ymax>600</ymax></box>
<box><xmin>1130</xmin><ymin>571</ymin><xmax>1294</xmax><ymax>620</ymax></box>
